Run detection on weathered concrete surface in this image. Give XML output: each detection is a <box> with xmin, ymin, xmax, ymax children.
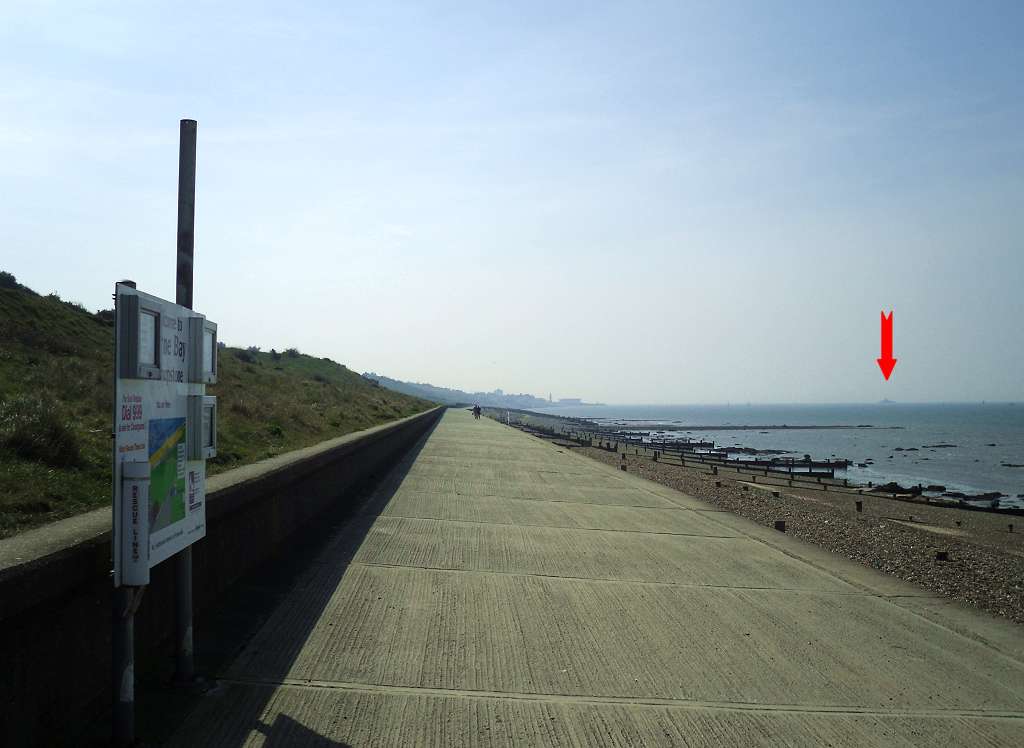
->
<box><xmin>166</xmin><ymin>410</ymin><xmax>1024</xmax><ymax>746</ymax></box>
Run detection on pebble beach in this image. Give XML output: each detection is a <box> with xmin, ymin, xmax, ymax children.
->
<box><xmin>560</xmin><ymin>438</ymin><xmax>1024</xmax><ymax>625</ymax></box>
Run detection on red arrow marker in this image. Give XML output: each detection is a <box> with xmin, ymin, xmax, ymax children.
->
<box><xmin>877</xmin><ymin>310</ymin><xmax>897</xmax><ymax>380</ymax></box>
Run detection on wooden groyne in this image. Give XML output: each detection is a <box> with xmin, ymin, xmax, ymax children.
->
<box><xmin>515</xmin><ymin>422</ymin><xmax>849</xmax><ymax>480</ymax></box>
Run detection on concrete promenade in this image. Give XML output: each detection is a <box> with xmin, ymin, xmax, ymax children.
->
<box><xmin>167</xmin><ymin>409</ymin><xmax>1024</xmax><ymax>746</ymax></box>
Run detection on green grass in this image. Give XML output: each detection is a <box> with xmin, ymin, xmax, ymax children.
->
<box><xmin>0</xmin><ymin>273</ymin><xmax>435</xmax><ymax>538</ymax></box>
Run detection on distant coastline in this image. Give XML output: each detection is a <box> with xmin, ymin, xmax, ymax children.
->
<box><xmin>364</xmin><ymin>372</ymin><xmax>602</xmax><ymax>409</ymax></box>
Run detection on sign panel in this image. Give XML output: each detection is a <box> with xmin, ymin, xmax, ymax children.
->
<box><xmin>188</xmin><ymin>317</ymin><xmax>218</xmax><ymax>383</ymax></box>
<box><xmin>113</xmin><ymin>284</ymin><xmax>212</xmax><ymax>586</ymax></box>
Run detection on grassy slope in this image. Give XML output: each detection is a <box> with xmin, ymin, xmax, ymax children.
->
<box><xmin>0</xmin><ymin>279</ymin><xmax>434</xmax><ymax>538</ymax></box>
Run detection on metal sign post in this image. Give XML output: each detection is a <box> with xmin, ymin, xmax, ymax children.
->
<box><xmin>111</xmin><ymin>120</ymin><xmax>215</xmax><ymax>746</ymax></box>
<box><xmin>174</xmin><ymin>118</ymin><xmax>197</xmax><ymax>685</ymax></box>
<box><xmin>112</xmin><ymin>281</ymin><xmax>139</xmax><ymax>748</ymax></box>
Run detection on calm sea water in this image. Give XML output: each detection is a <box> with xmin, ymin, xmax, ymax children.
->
<box><xmin>532</xmin><ymin>403</ymin><xmax>1024</xmax><ymax>508</ymax></box>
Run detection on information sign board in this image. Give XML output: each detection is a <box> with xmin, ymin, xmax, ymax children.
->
<box><xmin>113</xmin><ymin>284</ymin><xmax>215</xmax><ymax>586</ymax></box>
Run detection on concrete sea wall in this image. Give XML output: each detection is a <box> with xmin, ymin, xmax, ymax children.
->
<box><xmin>0</xmin><ymin>406</ymin><xmax>443</xmax><ymax>746</ymax></box>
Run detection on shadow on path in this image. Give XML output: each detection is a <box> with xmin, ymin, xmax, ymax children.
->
<box><xmin>136</xmin><ymin>416</ymin><xmax>441</xmax><ymax>747</ymax></box>
<box><xmin>253</xmin><ymin>714</ymin><xmax>352</xmax><ymax>747</ymax></box>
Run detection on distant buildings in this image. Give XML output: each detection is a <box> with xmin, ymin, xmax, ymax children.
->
<box><xmin>363</xmin><ymin>373</ymin><xmax>552</xmax><ymax>409</ymax></box>
<box><xmin>363</xmin><ymin>372</ymin><xmax>605</xmax><ymax>409</ymax></box>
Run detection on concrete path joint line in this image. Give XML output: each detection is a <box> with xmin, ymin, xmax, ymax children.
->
<box><xmin>346</xmin><ymin>560</ymin><xmax>880</xmax><ymax>595</ymax></box>
<box><xmin>380</xmin><ymin>513</ymin><xmax>740</xmax><ymax>538</ymax></box>
<box><xmin>216</xmin><ymin>677</ymin><xmax>1024</xmax><ymax>722</ymax></box>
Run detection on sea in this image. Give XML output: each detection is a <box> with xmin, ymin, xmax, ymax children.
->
<box><xmin>530</xmin><ymin>403</ymin><xmax>1024</xmax><ymax>509</ymax></box>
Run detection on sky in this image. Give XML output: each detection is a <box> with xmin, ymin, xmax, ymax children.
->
<box><xmin>2</xmin><ymin>1</ymin><xmax>1022</xmax><ymax>404</ymax></box>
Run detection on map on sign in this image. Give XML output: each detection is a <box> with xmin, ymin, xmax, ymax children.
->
<box><xmin>148</xmin><ymin>417</ymin><xmax>187</xmax><ymax>533</ymax></box>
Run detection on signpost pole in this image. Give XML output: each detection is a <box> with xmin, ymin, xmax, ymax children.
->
<box><xmin>173</xmin><ymin>119</ymin><xmax>197</xmax><ymax>683</ymax></box>
<box><xmin>112</xmin><ymin>281</ymin><xmax>135</xmax><ymax>748</ymax></box>
<box><xmin>112</xmin><ymin>588</ymin><xmax>135</xmax><ymax>745</ymax></box>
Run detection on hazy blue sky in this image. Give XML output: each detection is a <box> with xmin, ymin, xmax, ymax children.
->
<box><xmin>2</xmin><ymin>1</ymin><xmax>1021</xmax><ymax>403</ymax></box>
